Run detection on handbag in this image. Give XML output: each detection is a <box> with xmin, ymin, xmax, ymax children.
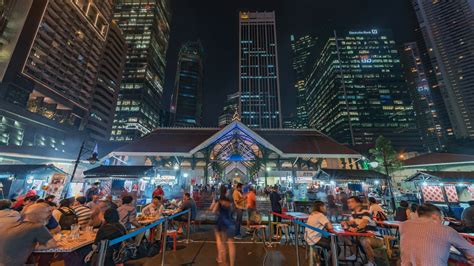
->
<box><xmin>113</xmin><ymin>241</ymin><xmax>138</xmax><ymax>264</ymax></box>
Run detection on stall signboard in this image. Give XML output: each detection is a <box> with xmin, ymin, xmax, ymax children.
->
<box><xmin>296</xmin><ymin>171</ymin><xmax>317</xmax><ymax>178</ymax></box>
<box><xmin>422</xmin><ymin>185</ymin><xmax>444</xmax><ymax>202</ymax></box>
<box><xmin>296</xmin><ymin>177</ymin><xmax>313</xmax><ymax>183</ymax></box>
<box><xmin>445</xmin><ymin>185</ymin><xmax>459</xmax><ymax>202</ymax></box>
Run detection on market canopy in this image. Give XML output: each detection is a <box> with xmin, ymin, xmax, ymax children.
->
<box><xmin>405</xmin><ymin>171</ymin><xmax>474</xmax><ymax>183</ymax></box>
<box><xmin>0</xmin><ymin>164</ymin><xmax>67</xmax><ymax>177</ymax></box>
<box><xmin>402</xmin><ymin>153</ymin><xmax>474</xmax><ymax>168</ymax></box>
<box><xmin>315</xmin><ymin>168</ymin><xmax>389</xmax><ymax>182</ymax></box>
<box><xmin>83</xmin><ymin>165</ymin><xmax>154</xmax><ymax>179</ymax></box>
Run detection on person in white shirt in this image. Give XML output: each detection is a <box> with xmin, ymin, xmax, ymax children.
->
<box><xmin>305</xmin><ymin>201</ymin><xmax>334</xmax><ymax>249</ymax></box>
<box><xmin>142</xmin><ymin>196</ymin><xmax>164</xmax><ymax>218</ymax></box>
<box><xmin>368</xmin><ymin>197</ymin><xmax>386</xmax><ymax>221</ymax></box>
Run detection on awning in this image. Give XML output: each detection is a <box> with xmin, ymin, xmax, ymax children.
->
<box><xmin>0</xmin><ymin>164</ymin><xmax>67</xmax><ymax>177</ymax></box>
<box><xmin>83</xmin><ymin>165</ymin><xmax>155</xmax><ymax>179</ymax></box>
<box><xmin>405</xmin><ymin>171</ymin><xmax>474</xmax><ymax>183</ymax></box>
<box><xmin>315</xmin><ymin>168</ymin><xmax>389</xmax><ymax>182</ymax></box>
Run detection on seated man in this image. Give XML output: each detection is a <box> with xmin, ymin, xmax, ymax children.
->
<box><xmin>117</xmin><ymin>196</ymin><xmax>140</xmax><ymax>230</ymax></box>
<box><xmin>400</xmin><ymin>204</ymin><xmax>474</xmax><ymax>265</ymax></box>
<box><xmin>0</xmin><ymin>203</ymin><xmax>57</xmax><ymax>265</ymax></box>
<box><xmin>174</xmin><ymin>193</ymin><xmax>197</xmax><ymax>233</ymax></box>
<box><xmin>341</xmin><ymin>196</ymin><xmax>384</xmax><ymax>266</ymax></box>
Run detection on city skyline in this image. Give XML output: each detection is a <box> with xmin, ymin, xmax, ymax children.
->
<box><xmin>164</xmin><ymin>0</ymin><xmax>420</xmax><ymax>127</ymax></box>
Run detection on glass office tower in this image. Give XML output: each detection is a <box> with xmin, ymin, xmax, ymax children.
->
<box><xmin>412</xmin><ymin>0</ymin><xmax>474</xmax><ymax>140</ymax></box>
<box><xmin>239</xmin><ymin>11</ymin><xmax>282</xmax><ymax>129</ymax></box>
<box><xmin>170</xmin><ymin>41</ymin><xmax>204</xmax><ymax>127</ymax></box>
<box><xmin>290</xmin><ymin>35</ymin><xmax>317</xmax><ymax>129</ymax></box>
<box><xmin>307</xmin><ymin>29</ymin><xmax>423</xmax><ymax>151</ymax></box>
<box><xmin>111</xmin><ymin>0</ymin><xmax>171</xmax><ymax>141</ymax></box>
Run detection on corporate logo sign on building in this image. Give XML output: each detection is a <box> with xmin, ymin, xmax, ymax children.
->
<box><xmin>348</xmin><ymin>29</ymin><xmax>379</xmax><ymax>35</ymax></box>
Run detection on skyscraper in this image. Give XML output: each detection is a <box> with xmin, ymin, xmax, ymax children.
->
<box><xmin>0</xmin><ymin>0</ymin><xmax>119</xmax><ymax>149</ymax></box>
<box><xmin>401</xmin><ymin>42</ymin><xmax>446</xmax><ymax>151</ymax></box>
<box><xmin>290</xmin><ymin>35</ymin><xmax>317</xmax><ymax>129</ymax></box>
<box><xmin>239</xmin><ymin>11</ymin><xmax>282</xmax><ymax>129</ymax></box>
<box><xmin>86</xmin><ymin>22</ymin><xmax>127</xmax><ymax>141</ymax></box>
<box><xmin>111</xmin><ymin>0</ymin><xmax>172</xmax><ymax>141</ymax></box>
<box><xmin>170</xmin><ymin>41</ymin><xmax>204</xmax><ymax>127</ymax></box>
<box><xmin>218</xmin><ymin>92</ymin><xmax>240</xmax><ymax>127</ymax></box>
<box><xmin>412</xmin><ymin>0</ymin><xmax>474</xmax><ymax>139</ymax></box>
<box><xmin>306</xmin><ymin>29</ymin><xmax>423</xmax><ymax>151</ymax></box>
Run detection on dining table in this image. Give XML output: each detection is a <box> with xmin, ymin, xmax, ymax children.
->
<box><xmin>33</xmin><ymin>230</ymin><xmax>96</xmax><ymax>254</ymax></box>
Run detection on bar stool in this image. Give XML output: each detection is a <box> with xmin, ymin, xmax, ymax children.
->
<box><xmin>249</xmin><ymin>225</ymin><xmax>268</xmax><ymax>245</ymax></box>
<box><xmin>275</xmin><ymin>223</ymin><xmax>291</xmax><ymax>244</ymax></box>
<box><xmin>307</xmin><ymin>244</ymin><xmax>330</xmax><ymax>266</ymax></box>
<box><xmin>270</xmin><ymin>222</ymin><xmax>281</xmax><ymax>238</ymax></box>
<box><xmin>161</xmin><ymin>230</ymin><xmax>177</xmax><ymax>252</ymax></box>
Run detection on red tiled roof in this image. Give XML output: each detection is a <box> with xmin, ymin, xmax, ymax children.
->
<box><xmin>403</xmin><ymin>153</ymin><xmax>474</xmax><ymax>167</ymax></box>
<box><xmin>406</xmin><ymin>171</ymin><xmax>474</xmax><ymax>182</ymax></box>
<box><xmin>111</xmin><ymin>123</ymin><xmax>360</xmax><ymax>158</ymax></box>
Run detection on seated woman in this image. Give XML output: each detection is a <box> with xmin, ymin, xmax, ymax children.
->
<box><xmin>94</xmin><ymin>208</ymin><xmax>126</xmax><ymax>266</ymax></box>
<box><xmin>304</xmin><ymin>200</ymin><xmax>335</xmax><ymax>263</ymax></box>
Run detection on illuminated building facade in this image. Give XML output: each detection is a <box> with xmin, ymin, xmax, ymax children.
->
<box><xmin>401</xmin><ymin>42</ymin><xmax>446</xmax><ymax>152</ymax></box>
<box><xmin>218</xmin><ymin>92</ymin><xmax>240</xmax><ymax>127</ymax></box>
<box><xmin>239</xmin><ymin>11</ymin><xmax>282</xmax><ymax>129</ymax></box>
<box><xmin>0</xmin><ymin>0</ymin><xmax>116</xmax><ymax>149</ymax></box>
<box><xmin>412</xmin><ymin>0</ymin><xmax>474</xmax><ymax>139</ymax></box>
<box><xmin>290</xmin><ymin>35</ymin><xmax>317</xmax><ymax>129</ymax></box>
<box><xmin>170</xmin><ymin>41</ymin><xmax>204</xmax><ymax>127</ymax></box>
<box><xmin>86</xmin><ymin>22</ymin><xmax>127</xmax><ymax>141</ymax></box>
<box><xmin>307</xmin><ymin>29</ymin><xmax>423</xmax><ymax>151</ymax></box>
<box><xmin>111</xmin><ymin>0</ymin><xmax>171</xmax><ymax>141</ymax></box>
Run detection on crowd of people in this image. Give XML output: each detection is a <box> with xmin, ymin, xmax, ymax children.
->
<box><xmin>0</xmin><ymin>183</ymin><xmax>199</xmax><ymax>266</ymax></box>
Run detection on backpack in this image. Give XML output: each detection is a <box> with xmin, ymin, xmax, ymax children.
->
<box><xmin>58</xmin><ymin>207</ymin><xmax>78</xmax><ymax>230</ymax></box>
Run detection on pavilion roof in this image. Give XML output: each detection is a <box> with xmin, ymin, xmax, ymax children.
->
<box><xmin>108</xmin><ymin>121</ymin><xmax>360</xmax><ymax>159</ymax></box>
<box><xmin>83</xmin><ymin>165</ymin><xmax>154</xmax><ymax>178</ymax></box>
<box><xmin>402</xmin><ymin>153</ymin><xmax>474</xmax><ymax>167</ymax></box>
<box><xmin>405</xmin><ymin>171</ymin><xmax>474</xmax><ymax>183</ymax></box>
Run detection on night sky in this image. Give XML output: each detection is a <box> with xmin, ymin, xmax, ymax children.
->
<box><xmin>163</xmin><ymin>0</ymin><xmax>419</xmax><ymax>127</ymax></box>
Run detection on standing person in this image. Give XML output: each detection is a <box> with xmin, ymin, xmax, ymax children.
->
<box><xmin>213</xmin><ymin>186</ymin><xmax>235</xmax><ymax>266</ymax></box>
<box><xmin>400</xmin><ymin>204</ymin><xmax>474</xmax><ymax>266</ymax></box>
<box><xmin>86</xmin><ymin>195</ymin><xmax>100</xmax><ymax>209</ymax></box>
<box><xmin>326</xmin><ymin>194</ymin><xmax>338</xmax><ymax>222</ymax></box>
<box><xmin>73</xmin><ymin>196</ymin><xmax>92</xmax><ymax>229</ymax></box>
<box><xmin>0</xmin><ymin>199</ymin><xmax>20</xmax><ymax>225</ymax></box>
<box><xmin>117</xmin><ymin>195</ymin><xmax>140</xmax><ymax>230</ymax></box>
<box><xmin>269</xmin><ymin>185</ymin><xmax>282</xmax><ymax>238</ymax></box>
<box><xmin>93</xmin><ymin>208</ymin><xmax>127</xmax><ymax>266</ymax></box>
<box><xmin>368</xmin><ymin>197</ymin><xmax>387</xmax><ymax>221</ymax></box>
<box><xmin>152</xmin><ymin>185</ymin><xmax>165</xmax><ymax>198</ymax></box>
<box><xmin>246</xmin><ymin>186</ymin><xmax>257</xmax><ymax>227</ymax></box>
<box><xmin>341</xmin><ymin>196</ymin><xmax>383</xmax><ymax>266</ymax></box>
<box><xmin>86</xmin><ymin>182</ymin><xmax>100</xmax><ymax>202</ymax></box>
<box><xmin>232</xmin><ymin>183</ymin><xmax>246</xmax><ymax>239</ymax></box>
<box><xmin>394</xmin><ymin>201</ymin><xmax>410</xmax><ymax>221</ymax></box>
<box><xmin>0</xmin><ymin>203</ymin><xmax>57</xmax><ymax>265</ymax></box>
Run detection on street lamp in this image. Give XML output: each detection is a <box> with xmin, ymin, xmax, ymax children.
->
<box><xmin>173</xmin><ymin>164</ymin><xmax>179</xmax><ymax>170</ymax></box>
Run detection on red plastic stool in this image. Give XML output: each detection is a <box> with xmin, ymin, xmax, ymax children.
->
<box><xmin>161</xmin><ymin>230</ymin><xmax>177</xmax><ymax>252</ymax></box>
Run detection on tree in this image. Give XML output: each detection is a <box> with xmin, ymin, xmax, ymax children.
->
<box><xmin>369</xmin><ymin>136</ymin><xmax>403</xmax><ymax>212</ymax></box>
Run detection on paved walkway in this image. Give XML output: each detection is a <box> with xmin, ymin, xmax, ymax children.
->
<box><xmin>128</xmin><ymin>226</ymin><xmax>304</xmax><ymax>266</ymax></box>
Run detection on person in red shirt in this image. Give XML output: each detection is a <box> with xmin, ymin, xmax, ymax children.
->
<box><xmin>246</xmin><ymin>187</ymin><xmax>257</xmax><ymax>226</ymax></box>
<box><xmin>152</xmin><ymin>185</ymin><xmax>164</xmax><ymax>198</ymax></box>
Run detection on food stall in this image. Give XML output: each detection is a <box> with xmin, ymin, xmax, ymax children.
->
<box><xmin>405</xmin><ymin>171</ymin><xmax>474</xmax><ymax>219</ymax></box>
<box><xmin>0</xmin><ymin>164</ymin><xmax>68</xmax><ymax>199</ymax></box>
<box><xmin>83</xmin><ymin>165</ymin><xmax>156</xmax><ymax>205</ymax></box>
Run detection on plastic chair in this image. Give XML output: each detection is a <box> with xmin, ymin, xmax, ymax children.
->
<box><xmin>249</xmin><ymin>225</ymin><xmax>268</xmax><ymax>244</ymax></box>
<box><xmin>161</xmin><ymin>230</ymin><xmax>177</xmax><ymax>252</ymax></box>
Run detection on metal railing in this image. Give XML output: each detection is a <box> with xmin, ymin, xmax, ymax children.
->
<box><xmin>271</xmin><ymin>212</ymin><xmax>338</xmax><ymax>266</ymax></box>
<box><xmin>97</xmin><ymin>209</ymin><xmax>191</xmax><ymax>266</ymax></box>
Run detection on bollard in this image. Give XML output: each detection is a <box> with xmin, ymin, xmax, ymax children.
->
<box><xmin>330</xmin><ymin>234</ymin><xmax>339</xmax><ymax>266</ymax></box>
<box><xmin>269</xmin><ymin>212</ymin><xmax>273</xmax><ymax>242</ymax></box>
<box><xmin>97</xmin><ymin>239</ymin><xmax>108</xmax><ymax>266</ymax></box>
<box><xmin>295</xmin><ymin>222</ymin><xmax>300</xmax><ymax>266</ymax></box>
<box><xmin>161</xmin><ymin>219</ymin><xmax>169</xmax><ymax>266</ymax></box>
<box><xmin>309</xmin><ymin>244</ymin><xmax>314</xmax><ymax>266</ymax></box>
<box><xmin>185</xmin><ymin>210</ymin><xmax>191</xmax><ymax>244</ymax></box>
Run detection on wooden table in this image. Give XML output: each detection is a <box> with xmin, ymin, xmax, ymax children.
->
<box><xmin>331</xmin><ymin>224</ymin><xmax>375</xmax><ymax>237</ymax></box>
<box><xmin>376</xmin><ymin>221</ymin><xmax>401</xmax><ymax>228</ymax></box>
<box><xmin>33</xmin><ymin>231</ymin><xmax>96</xmax><ymax>253</ymax></box>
